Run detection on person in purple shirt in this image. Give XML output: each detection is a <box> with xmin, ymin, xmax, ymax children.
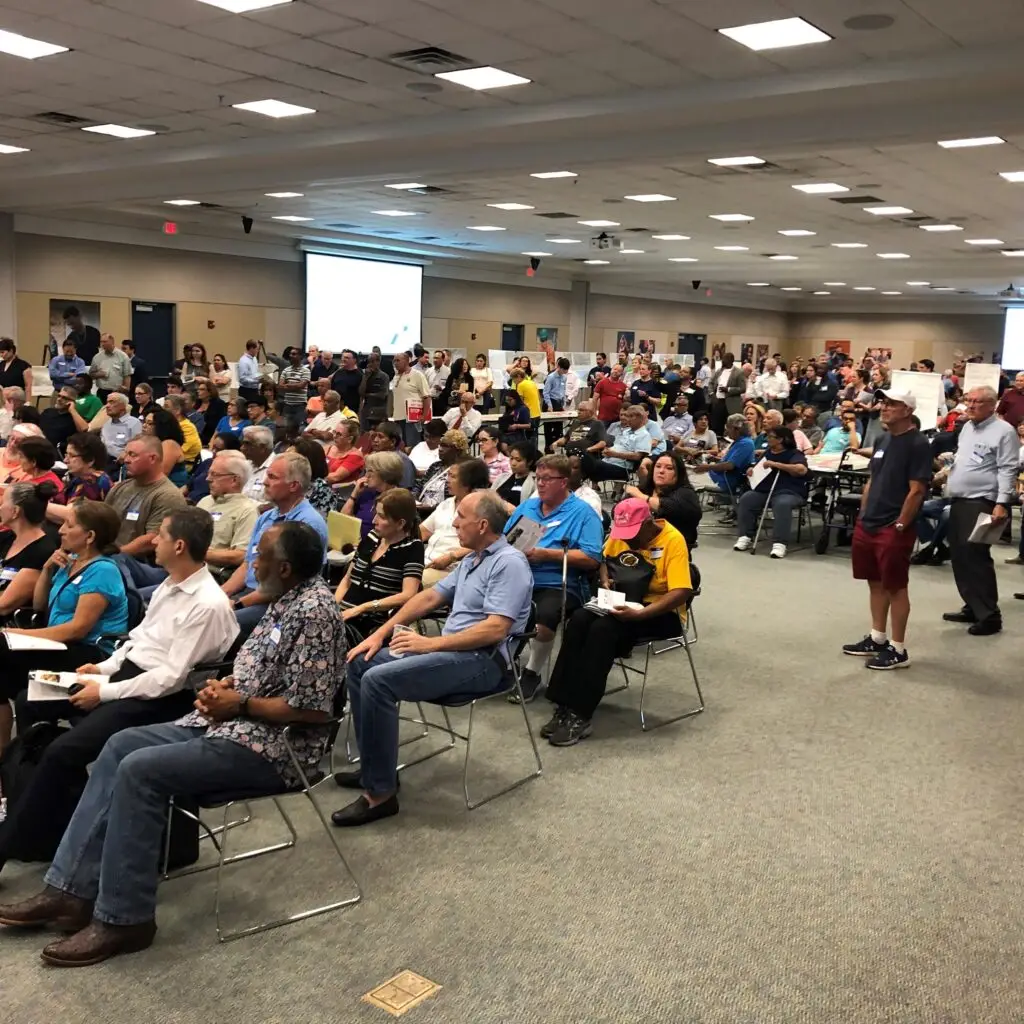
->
<box><xmin>341</xmin><ymin>452</ymin><xmax>406</xmax><ymax>538</ymax></box>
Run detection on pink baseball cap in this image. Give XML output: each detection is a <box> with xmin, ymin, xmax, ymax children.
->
<box><xmin>610</xmin><ymin>497</ymin><xmax>652</xmax><ymax>540</ymax></box>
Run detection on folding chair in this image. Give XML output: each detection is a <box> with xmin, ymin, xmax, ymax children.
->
<box><xmin>373</xmin><ymin>607</ymin><xmax>544</xmax><ymax>810</ymax></box>
<box><xmin>162</xmin><ymin>693</ymin><xmax>361</xmax><ymax>943</ymax></box>
<box><xmin>607</xmin><ymin>564</ymin><xmax>706</xmax><ymax>731</ymax></box>
<box><xmin>748</xmin><ymin>474</ymin><xmax>811</xmax><ymax>555</ymax></box>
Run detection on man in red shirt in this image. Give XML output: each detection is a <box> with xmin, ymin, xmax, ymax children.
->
<box><xmin>996</xmin><ymin>371</ymin><xmax>1024</xmax><ymax>428</ymax></box>
<box><xmin>594</xmin><ymin>363</ymin><xmax>627</xmax><ymax>425</ymax></box>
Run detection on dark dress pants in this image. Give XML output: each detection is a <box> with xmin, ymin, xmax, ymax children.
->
<box><xmin>948</xmin><ymin>497</ymin><xmax>1000</xmax><ymax>623</ymax></box>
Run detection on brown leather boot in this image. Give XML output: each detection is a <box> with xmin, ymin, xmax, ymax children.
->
<box><xmin>0</xmin><ymin>886</ymin><xmax>94</xmax><ymax>933</ymax></box>
<box><xmin>41</xmin><ymin>919</ymin><xmax>157</xmax><ymax>967</ymax></box>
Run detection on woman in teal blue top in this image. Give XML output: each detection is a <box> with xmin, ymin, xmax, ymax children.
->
<box><xmin>0</xmin><ymin>499</ymin><xmax>128</xmax><ymax>755</ymax></box>
<box><xmin>214</xmin><ymin>397</ymin><xmax>251</xmax><ymax>440</ymax></box>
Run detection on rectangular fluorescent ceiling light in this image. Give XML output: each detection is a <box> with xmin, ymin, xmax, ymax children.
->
<box><xmin>747</xmin><ymin>282</ymin><xmax>771</xmax><ymax>287</ymax></box>
<box><xmin>488</xmin><ymin>202</ymin><xmax>534</xmax><ymax>210</ymax></box>
<box><xmin>0</xmin><ymin>28</ymin><xmax>69</xmax><ymax>59</ymax></box>
<box><xmin>937</xmin><ymin>136</ymin><xmax>1005</xmax><ymax>148</ymax></box>
<box><xmin>620</xmin><ymin>249</ymin><xmax>645</xmax><ymax>254</ymax></box>
<box><xmin>769</xmin><ymin>254</ymin><xmax>799</xmax><ymax>261</ymax></box>
<box><xmin>864</xmin><ymin>206</ymin><xmax>913</xmax><ymax>216</ymax></box>
<box><xmin>578</xmin><ymin>220</ymin><xmax>619</xmax><ymax>227</ymax></box>
<box><xmin>919</xmin><ymin>224</ymin><xmax>963</xmax><ymax>232</ymax></box>
<box><xmin>668</xmin><ymin>257</ymin><xmax>699</xmax><ymax>262</ymax></box>
<box><xmin>793</xmin><ymin>182</ymin><xmax>849</xmax><ymax>194</ymax></box>
<box><xmin>813</xmin><ymin>291</ymin><xmax>831</xmax><ymax>295</ymax></box>
<box><xmin>965</xmin><ymin>238</ymin><xmax>1003</xmax><ymax>245</ymax></box>
<box><xmin>522</xmin><ymin>251</ymin><xmax>552</xmax><ymax>256</ymax></box>
<box><xmin>164</xmin><ymin>199</ymin><xmax>200</xmax><ymax>206</ymax></box>
<box><xmin>232</xmin><ymin>99</ymin><xmax>315</xmax><ymax>118</ymax></box>
<box><xmin>387</xmin><ymin>183</ymin><xmax>427</xmax><ymax>190</ymax></box>
<box><xmin>466</xmin><ymin>225</ymin><xmax>506</xmax><ymax>231</ymax></box>
<box><xmin>583</xmin><ymin>259</ymin><xmax>609</xmax><ymax>265</ymax></box>
<box><xmin>823</xmin><ymin>282</ymin><xmax>846</xmax><ymax>286</ymax></box>
<box><xmin>718</xmin><ymin>17</ymin><xmax>832</xmax><ymax>51</ymax></box>
<box><xmin>197</xmin><ymin>0</ymin><xmax>292</xmax><ymax>11</ymax></box>
<box><xmin>81</xmin><ymin>124</ymin><xmax>155</xmax><ymax>138</ymax></box>
<box><xmin>715</xmin><ymin>245</ymin><xmax>749</xmax><ymax>251</ymax></box>
<box><xmin>624</xmin><ymin>194</ymin><xmax>676</xmax><ymax>202</ymax></box>
<box><xmin>877</xmin><ymin>252</ymin><xmax>911</xmax><ymax>259</ymax></box>
<box><xmin>372</xmin><ymin>210</ymin><xmax>417</xmax><ymax>217</ymax></box>
<box><xmin>709</xmin><ymin>213</ymin><xmax>754</xmax><ymax>221</ymax></box>
<box><xmin>1002</xmin><ymin>249</ymin><xmax>1024</xmax><ymax>256</ymax></box>
<box><xmin>778</xmin><ymin>229</ymin><xmax>815</xmax><ymax>236</ymax></box>
<box><xmin>931</xmin><ymin>286</ymin><xmax>955</xmax><ymax>290</ymax></box>
<box><xmin>832</xmin><ymin>242</ymin><xmax>867</xmax><ymax>248</ymax></box>
<box><xmin>652</xmin><ymin>234</ymin><xmax>690</xmax><ymax>240</ymax></box>
<box><xmin>780</xmin><ymin>287</ymin><xmax>802</xmax><ymax>291</ymax></box>
<box><xmin>853</xmin><ymin>286</ymin><xmax>876</xmax><ymax>291</ymax></box>
<box><xmin>546</xmin><ymin>238</ymin><xmax>581</xmax><ymax>244</ymax></box>
<box><xmin>434</xmin><ymin>66</ymin><xmax>531</xmax><ymax>90</ymax></box>
<box><xmin>0</xmin><ymin>143</ymin><xmax>29</xmax><ymax>154</ymax></box>
<box><xmin>265</xmin><ymin>191</ymin><xmax>303</xmax><ymax>198</ymax></box>
<box><xmin>531</xmin><ymin>171</ymin><xmax>576</xmax><ymax>179</ymax></box>
<box><xmin>881</xmin><ymin>291</ymin><xmax>903</xmax><ymax>295</ymax></box>
<box><xmin>999</xmin><ymin>171</ymin><xmax>1024</xmax><ymax>182</ymax></box>
<box><xmin>272</xmin><ymin>215</ymin><xmax>312</xmax><ymax>222</ymax></box>
<box><xmin>906</xmin><ymin>281</ymin><xmax>931</xmax><ymax>286</ymax></box>
<box><xmin>708</xmin><ymin>156</ymin><xmax>764</xmax><ymax>166</ymax></box>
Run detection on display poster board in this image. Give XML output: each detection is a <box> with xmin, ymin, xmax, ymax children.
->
<box><xmin>889</xmin><ymin>370</ymin><xmax>945</xmax><ymax>424</ymax></box>
<box><xmin>963</xmin><ymin>362</ymin><xmax>1001</xmax><ymax>394</ymax></box>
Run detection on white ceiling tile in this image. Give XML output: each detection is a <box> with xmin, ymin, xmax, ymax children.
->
<box><xmin>256</xmin><ymin>3</ymin><xmax>362</xmax><ymax>37</ymax></box>
<box><xmin>259</xmin><ymin>37</ymin><xmax>356</xmax><ymax>67</ymax></box>
<box><xmin>321</xmin><ymin>26</ymin><xmax>428</xmax><ymax>57</ymax></box>
<box><xmin>192</xmin><ymin>15</ymin><xmax>297</xmax><ymax>49</ymax></box>
<box><xmin>304</xmin><ymin>0</ymin><xmax>433</xmax><ymax>22</ymax></box>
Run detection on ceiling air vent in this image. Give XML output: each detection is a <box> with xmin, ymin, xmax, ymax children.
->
<box><xmin>625</xmin><ymin>227</ymin><xmax>650</xmax><ymax>233</ymax></box>
<box><xmin>830</xmin><ymin>194</ymin><xmax>883</xmax><ymax>205</ymax></box>
<box><xmin>324</xmin><ymin>222</ymin><xmax>358</xmax><ymax>230</ymax></box>
<box><xmin>536</xmin><ymin>211</ymin><xmax>577</xmax><ymax>219</ymax></box>
<box><xmin>405</xmin><ymin>186</ymin><xmax>451</xmax><ymax>195</ymax></box>
<box><xmin>33</xmin><ymin>111</ymin><xmax>89</xmax><ymax>126</ymax></box>
<box><xmin>389</xmin><ymin>46</ymin><xmax>471</xmax><ymax>72</ymax></box>
<box><xmin>901</xmin><ymin>215</ymin><xmax>931</xmax><ymax>223</ymax></box>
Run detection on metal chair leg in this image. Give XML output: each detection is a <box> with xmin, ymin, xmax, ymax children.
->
<box><xmin>639</xmin><ymin>636</ymin><xmax>706</xmax><ymax>732</ymax></box>
<box><xmin>342</xmin><ymin>702</ymin><xmax>431</xmax><ymax>766</ymax></box>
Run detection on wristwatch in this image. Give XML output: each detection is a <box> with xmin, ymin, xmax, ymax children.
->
<box><xmin>894</xmin><ymin>522</ymin><xmax>906</xmax><ymax>532</ymax></box>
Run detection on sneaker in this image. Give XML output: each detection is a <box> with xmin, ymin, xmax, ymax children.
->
<box><xmin>733</xmin><ymin>536</ymin><xmax>752</xmax><ymax>552</ymax></box>
<box><xmin>548</xmin><ymin>711</ymin><xmax>593</xmax><ymax>747</ymax></box>
<box><xmin>540</xmin><ymin>707</ymin><xmax>569</xmax><ymax>739</ymax></box>
<box><xmin>1005</xmin><ymin>555</ymin><xmax>1024</xmax><ymax>565</ymax></box>
<box><xmin>508</xmin><ymin>669</ymin><xmax>544</xmax><ymax>704</ymax></box>
<box><xmin>910</xmin><ymin>545</ymin><xmax>934</xmax><ymax>566</ymax></box>
<box><xmin>865</xmin><ymin>643</ymin><xmax>910</xmax><ymax>670</ymax></box>
<box><xmin>842</xmin><ymin>635</ymin><xmax>887</xmax><ymax>657</ymax></box>
<box><xmin>770</xmin><ymin>543</ymin><xmax>787</xmax><ymax>559</ymax></box>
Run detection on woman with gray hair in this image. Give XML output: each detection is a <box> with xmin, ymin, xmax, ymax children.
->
<box><xmin>690</xmin><ymin>412</ymin><xmax>756</xmax><ymax>518</ymax></box>
<box><xmin>342</xmin><ymin>451</ymin><xmax>405</xmax><ymax>538</ymax></box>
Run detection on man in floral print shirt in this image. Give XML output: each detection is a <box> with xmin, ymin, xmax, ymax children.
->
<box><xmin>0</xmin><ymin>521</ymin><xmax>344</xmax><ymax>968</ymax></box>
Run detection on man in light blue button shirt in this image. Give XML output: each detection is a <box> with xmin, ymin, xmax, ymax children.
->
<box><xmin>222</xmin><ymin>451</ymin><xmax>327</xmax><ymax>631</ymax></box>
<box><xmin>237</xmin><ymin>339</ymin><xmax>262</xmax><ymax>404</ymax></box>
<box><xmin>592</xmin><ymin>405</ymin><xmax>652</xmax><ymax>482</ymax></box>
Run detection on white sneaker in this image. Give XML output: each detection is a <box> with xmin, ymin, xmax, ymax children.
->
<box><xmin>733</xmin><ymin>536</ymin><xmax>752</xmax><ymax>551</ymax></box>
<box><xmin>770</xmin><ymin>543</ymin><xmax>787</xmax><ymax>559</ymax></box>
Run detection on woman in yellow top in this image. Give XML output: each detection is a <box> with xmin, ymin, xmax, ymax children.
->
<box><xmin>510</xmin><ymin>367</ymin><xmax>541</xmax><ymax>420</ymax></box>
<box><xmin>162</xmin><ymin>394</ymin><xmax>202</xmax><ymax>466</ymax></box>
<box><xmin>542</xmin><ymin>497</ymin><xmax>693</xmax><ymax>746</ymax></box>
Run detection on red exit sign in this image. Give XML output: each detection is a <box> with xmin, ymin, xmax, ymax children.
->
<box><xmin>163</xmin><ymin>221</ymin><xmax>178</xmax><ymax>235</ymax></box>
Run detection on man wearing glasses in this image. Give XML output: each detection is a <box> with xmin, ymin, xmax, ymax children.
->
<box><xmin>503</xmin><ymin>454</ymin><xmax>603</xmax><ymax>701</ymax></box>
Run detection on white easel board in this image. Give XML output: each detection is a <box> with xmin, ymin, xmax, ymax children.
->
<box><xmin>963</xmin><ymin>362</ymin><xmax>1001</xmax><ymax>394</ymax></box>
<box><xmin>890</xmin><ymin>370</ymin><xmax>945</xmax><ymax>422</ymax></box>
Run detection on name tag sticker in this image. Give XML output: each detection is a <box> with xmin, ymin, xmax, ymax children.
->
<box><xmin>649</xmin><ymin>548</ymin><xmax>664</xmax><ymax>560</ymax></box>
<box><xmin>251</xmin><ymin>545</ymin><xmax>259</xmax><ymax>556</ymax></box>
<box><xmin>210</xmin><ymin>512</ymin><xmax>223</xmax><ymax>521</ymax></box>
<box><xmin>126</xmin><ymin>511</ymin><xmax>140</xmax><ymax>521</ymax></box>
<box><xmin>872</xmin><ymin>451</ymin><xmax>884</xmax><ymax>460</ymax></box>
<box><xmin>270</xmin><ymin>626</ymin><xmax>281</xmax><ymax>645</ymax></box>
<box><xmin>545</xmin><ymin>520</ymin><xmax>562</xmax><ymax>530</ymax></box>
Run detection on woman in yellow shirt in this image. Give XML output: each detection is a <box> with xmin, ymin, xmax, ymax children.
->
<box><xmin>511</xmin><ymin>368</ymin><xmax>541</xmax><ymax>420</ymax></box>
<box><xmin>163</xmin><ymin>394</ymin><xmax>202</xmax><ymax>466</ymax></box>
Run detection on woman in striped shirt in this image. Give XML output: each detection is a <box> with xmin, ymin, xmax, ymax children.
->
<box><xmin>334</xmin><ymin>487</ymin><xmax>424</xmax><ymax>642</ymax></box>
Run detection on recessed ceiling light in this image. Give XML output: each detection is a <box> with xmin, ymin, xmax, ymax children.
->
<box><xmin>708</xmin><ymin>156</ymin><xmax>765</xmax><ymax>167</ymax></box>
<box><xmin>434</xmin><ymin>66</ymin><xmax>531</xmax><ymax>90</ymax></box>
<box><xmin>853</xmin><ymin>286</ymin><xmax>876</xmax><ymax>291</ymax></box>
<box><xmin>265</xmin><ymin>191</ymin><xmax>303</xmax><ymax>198</ymax></box>
<box><xmin>999</xmin><ymin>171</ymin><xmax>1024</xmax><ymax>182</ymax></box>
<box><xmin>780</xmin><ymin>286</ymin><xmax>803</xmax><ymax>291</ymax></box>
<box><xmin>877</xmin><ymin>252</ymin><xmax>911</xmax><ymax>259</ymax></box>
<box><xmin>864</xmin><ymin>206</ymin><xmax>914</xmax><ymax>216</ymax></box>
<box><xmin>578</xmin><ymin>220</ymin><xmax>620</xmax><ymax>227</ymax></box>
<box><xmin>965</xmin><ymin>238</ymin><xmax>1004</xmax><ymax>245</ymax></box>
<box><xmin>623</xmin><ymin>194</ymin><xmax>676</xmax><ymax>202</ymax></box>
<box><xmin>906</xmin><ymin>281</ymin><xmax>931</xmax><ymax>286</ymax></box>
<box><xmin>1002</xmin><ymin>249</ymin><xmax>1024</xmax><ymax>257</ymax></box>
<box><xmin>620</xmin><ymin>248</ymin><xmax>646</xmax><ymax>254</ymax></box>
<box><xmin>198</xmin><ymin>0</ymin><xmax>292</xmax><ymax>11</ymax></box>
<box><xmin>747</xmin><ymin>282</ymin><xmax>771</xmax><ymax>287</ymax></box>
<box><xmin>233</xmin><ymin>99</ymin><xmax>316</xmax><ymax>118</ymax></box>
<box><xmin>531</xmin><ymin>171</ymin><xmax>576</xmax><ymax>179</ymax></box>
<box><xmin>931</xmin><ymin>286</ymin><xmax>956</xmax><ymax>290</ymax></box>
<box><xmin>823</xmin><ymin>282</ymin><xmax>847</xmax><ymax>287</ymax></box>
<box><xmin>832</xmin><ymin>242</ymin><xmax>868</xmax><ymax>248</ymax></box>
<box><xmin>709</xmin><ymin>213</ymin><xmax>754</xmax><ymax>221</ymax></box>
<box><xmin>652</xmin><ymin>234</ymin><xmax>690</xmax><ymax>240</ymax></box>
<box><xmin>778</xmin><ymin>229</ymin><xmax>816</xmax><ymax>237</ymax></box>
<box><xmin>881</xmin><ymin>290</ymin><xmax>903</xmax><ymax>295</ymax></box>
<box><xmin>488</xmin><ymin>202</ymin><xmax>534</xmax><ymax>211</ymax></box>
<box><xmin>0</xmin><ymin>143</ymin><xmax>29</xmax><ymax>155</ymax></box>
<box><xmin>522</xmin><ymin>251</ymin><xmax>552</xmax><ymax>257</ymax></box>
<box><xmin>164</xmin><ymin>199</ymin><xmax>200</xmax><ymax>206</ymax></box>
<box><xmin>372</xmin><ymin>210</ymin><xmax>418</xmax><ymax>217</ymax></box>
<box><xmin>272</xmin><ymin>215</ymin><xmax>313</xmax><ymax>222</ymax></box>
<box><xmin>937</xmin><ymin>136</ymin><xmax>1005</xmax><ymax>148</ymax></box>
<box><xmin>769</xmin><ymin>254</ymin><xmax>799</xmax><ymax>261</ymax></box>
<box><xmin>813</xmin><ymin>291</ymin><xmax>831</xmax><ymax>295</ymax></box>
<box><xmin>466</xmin><ymin>225</ymin><xmax>506</xmax><ymax>231</ymax></box>
<box><xmin>668</xmin><ymin>257</ymin><xmax>699</xmax><ymax>263</ymax></box>
<box><xmin>81</xmin><ymin>124</ymin><xmax>155</xmax><ymax>138</ymax></box>
<box><xmin>546</xmin><ymin>238</ymin><xmax>582</xmax><ymax>244</ymax></box>
<box><xmin>386</xmin><ymin>183</ymin><xmax>427</xmax><ymax>190</ymax></box>
<box><xmin>714</xmin><ymin>245</ymin><xmax>749</xmax><ymax>251</ymax></box>
<box><xmin>919</xmin><ymin>224</ymin><xmax>963</xmax><ymax>232</ymax></box>
<box><xmin>583</xmin><ymin>259</ymin><xmax>610</xmax><ymax>265</ymax></box>
<box><xmin>718</xmin><ymin>17</ymin><xmax>832</xmax><ymax>51</ymax></box>
<box><xmin>793</xmin><ymin>182</ymin><xmax>849</xmax><ymax>194</ymax></box>
<box><xmin>0</xmin><ymin>28</ymin><xmax>69</xmax><ymax>59</ymax></box>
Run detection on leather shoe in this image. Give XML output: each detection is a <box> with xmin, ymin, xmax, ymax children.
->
<box><xmin>0</xmin><ymin>886</ymin><xmax>93</xmax><ymax>933</ymax></box>
<box><xmin>334</xmin><ymin>770</ymin><xmax>399</xmax><ymax>792</ymax></box>
<box><xmin>1015</xmin><ymin>593</ymin><xmax>1024</xmax><ymax>600</ymax></box>
<box><xmin>942</xmin><ymin>609</ymin><xmax>977</xmax><ymax>624</ymax></box>
<box><xmin>331</xmin><ymin>794</ymin><xmax>399</xmax><ymax>828</ymax></box>
<box><xmin>968</xmin><ymin>618</ymin><xmax>1002</xmax><ymax>636</ymax></box>
<box><xmin>40</xmin><ymin>919</ymin><xmax>156</xmax><ymax>967</ymax></box>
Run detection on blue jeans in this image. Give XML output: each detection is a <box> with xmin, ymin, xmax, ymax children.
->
<box><xmin>44</xmin><ymin>723</ymin><xmax>283</xmax><ymax>926</ymax></box>
<box><xmin>118</xmin><ymin>556</ymin><xmax>169</xmax><ymax>591</ymax></box>
<box><xmin>915</xmin><ymin>498</ymin><xmax>950</xmax><ymax>545</ymax></box>
<box><xmin>736</xmin><ymin>490</ymin><xmax>805</xmax><ymax>544</ymax></box>
<box><xmin>398</xmin><ymin>420</ymin><xmax>421</xmax><ymax>448</ymax></box>
<box><xmin>346</xmin><ymin>648</ymin><xmax>503</xmax><ymax>797</ymax></box>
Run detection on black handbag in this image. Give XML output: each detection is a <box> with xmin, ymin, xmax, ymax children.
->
<box><xmin>604</xmin><ymin>550</ymin><xmax>655</xmax><ymax>605</ymax></box>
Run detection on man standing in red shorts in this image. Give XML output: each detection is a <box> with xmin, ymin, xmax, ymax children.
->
<box><xmin>843</xmin><ymin>390</ymin><xmax>932</xmax><ymax>669</ymax></box>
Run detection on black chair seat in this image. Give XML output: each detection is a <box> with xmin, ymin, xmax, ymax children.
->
<box><xmin>431</xmin><ymin>685</ymin><xmax>510</xmax><ymax>708</ymax></box>
<box><xmin>197</xmin><ymin>780</ymin><xmax>292</xmax><ymax>809</ymax></box>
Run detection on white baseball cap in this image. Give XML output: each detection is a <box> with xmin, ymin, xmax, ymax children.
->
<box><xmin>874</xmin><ymin>388</ymin><xmax>917</xmax><ymax>411</ymax></box>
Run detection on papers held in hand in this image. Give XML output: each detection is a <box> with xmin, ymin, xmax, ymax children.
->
<box><xmin>968</xmin><ymin>513</ymin><xmax>1007</xmax><ymax>545</ymax></box>
<box><xmin>506</xmin><ymin>517</ymin><xmax>545</xmax><ymax>553</ymax></box>
<box><xmin>27</xmin><ymin>671</ymin><xmax>105</xmax><ymax>702</ymax></box>
<box><xmin>747</xmin><ymin>458</ymin><xmax>773</xmax><ymax>492</ymax></box>
<box><xmin>584</xmin><ymin>588</ymin><xmax>646</xmax><ymax>616</ymax></box>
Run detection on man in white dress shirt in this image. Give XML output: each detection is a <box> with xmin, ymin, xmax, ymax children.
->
<box><xmin>241</xmin><ymin>424</ymin><xmax>275</xmax><ymax>503</ymax></box>
<box><xmin>755</xmin><ymin>359</ymin><xmax>791</xmax><ymax>410</ymax></box>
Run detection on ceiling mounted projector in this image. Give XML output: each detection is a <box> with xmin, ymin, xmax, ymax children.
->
<box><xmin>998</xmin><ymin>282</ymin><xmax>1024</xmax><ymax>298</ymax></box>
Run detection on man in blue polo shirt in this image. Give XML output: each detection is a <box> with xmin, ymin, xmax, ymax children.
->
<box><xmin>692</xmin><ymin>413</ymin><xmax>756</xmax><ymax>521</ymax></box>
<box><xmin>503</xmin><ymin>453</ymin><xmax>603</xmax><ymax>700</ymax></box>
<box><xmin>221</xmin><ymin>451</ymin><xmax>327</xmax><ymax>631</ymax></box>
<box><xmin>592</xmin><ymin>404</ymin><xmax>652</xmax><ymax>483</ymax></box>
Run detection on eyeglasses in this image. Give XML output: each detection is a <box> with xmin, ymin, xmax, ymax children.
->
<box><xmin>535</xmin><ymin>474</ymin><xmax>567</xmax><ymax>483</ymax></box>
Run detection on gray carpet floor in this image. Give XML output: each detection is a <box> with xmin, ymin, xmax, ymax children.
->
<box><xmin>2</xmin><ymin>533</ymin><xmax>1024</xmax><ymax>1024</ymax></box>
